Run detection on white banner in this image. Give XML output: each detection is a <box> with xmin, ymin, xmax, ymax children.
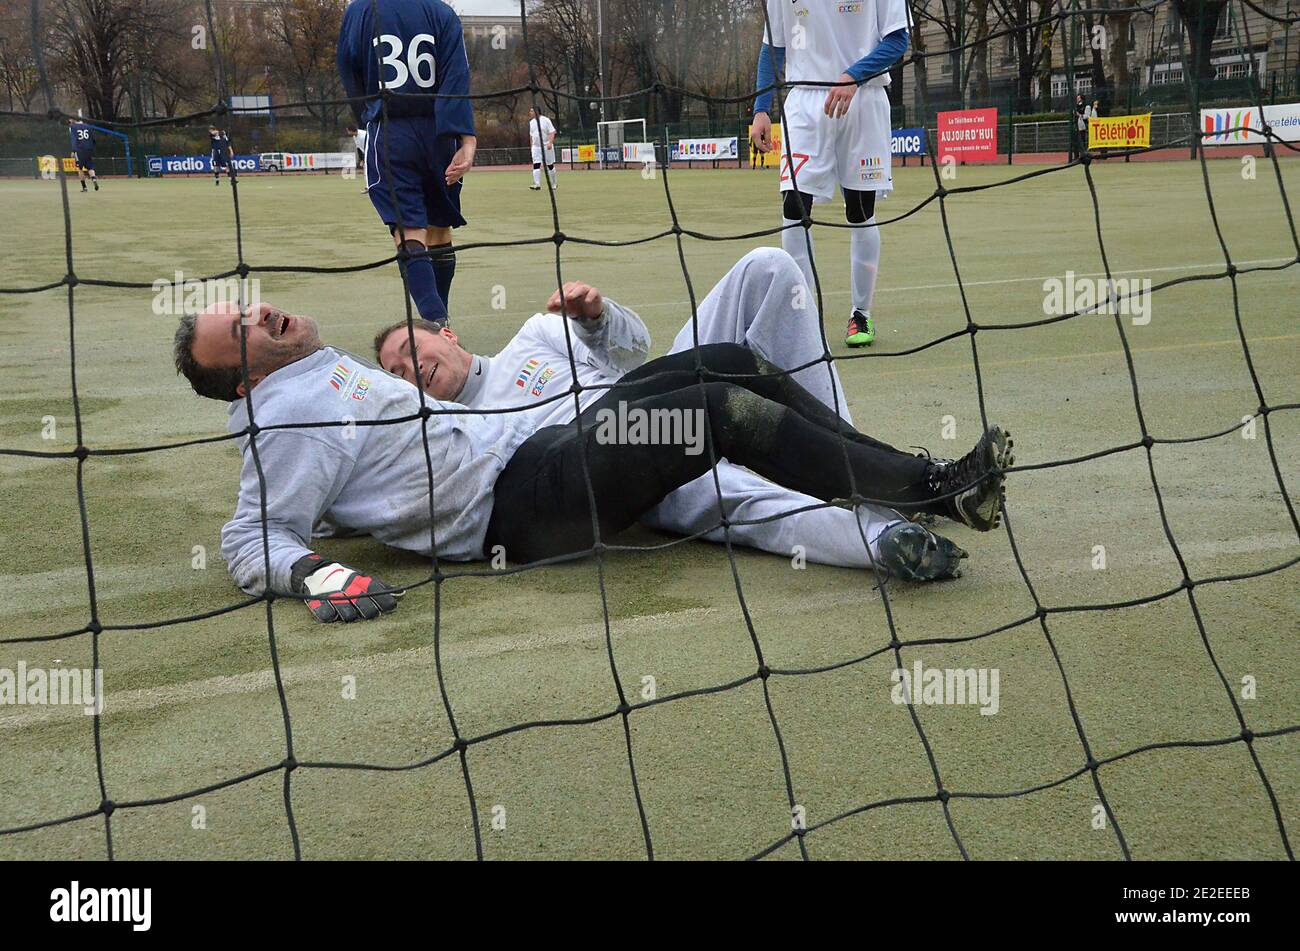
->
<box><xmin>1200</xmin><ymin>103</ymin><xmax>1300</xmax><ymax>145</ymax></box>
<box><xmin>621</xmin><ymin>141</ymin><xmax>656</xmax><ymax>163</ymax></box>
<box><xmin>677</xmin><ymin>136</ymin><xmax>739</xmax><ymax>160</ymax></box>
<box><xmin>261</xmin><ymin>151</ymin><xmax>356</xmax><ymax>171</ymax></box>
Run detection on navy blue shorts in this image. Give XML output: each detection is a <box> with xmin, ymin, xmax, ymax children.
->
<box><xmin>211</xmin><ymin>150</ymin><xmax>229</xmax><ymax>169</ymax></box>
<box><xmin>363</xmin><ymin>116</ymin><xmax>465</xmax><ymax>230</ymax></box>
<box><xmin>74</xmin><ymin>151</ymin><xmax>94</xmax><ymax>171</ymax></box>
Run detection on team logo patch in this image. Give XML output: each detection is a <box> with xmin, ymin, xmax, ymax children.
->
<box><xmin>327</xmin><ymin>362</ymin><xmax>371</xmax><ymax>401</ymax></box>
<box><xmin>530</xmin><ymin>366</ymin><xmax>557</xmax><ymax>397</ymax></box>
<box><xmin>515</xmin><ymin>357</ymin><xmax>541</xmax><ymax>388</ymax></box>
<box><xmin>860</xmin><ymin>156</ymin><xmax>884</xmax><ymax>182</ymax></box>
<box><xmin>329</xmin><ymin>363</ymin><xmax>349</xmax><ymax>391</ymax></box>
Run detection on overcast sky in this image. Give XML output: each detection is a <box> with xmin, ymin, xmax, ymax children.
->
<box><xmin>446</xmin><ymin>0</ymin><xmax>527</xmax><ymax>16</ymax></box>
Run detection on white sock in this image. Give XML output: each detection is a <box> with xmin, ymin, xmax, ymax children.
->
<box><xmin>548</xmin><ymin>167</ymin><xmax>556</xmax><ymax>187</ymax></box>
<box><xmin>850</xmin><ymin>217</ymin><xmax>881</xmax><ymax>315</ymax></box>
<box><xmin>780</xmin><ymin>217</ymin><xmax>817</xmax><ymax>306</ymax></box>
<box><xmin>532</xmin><ymin>168</ymin><xmax>541</xmax><ymax>187</ymax></box>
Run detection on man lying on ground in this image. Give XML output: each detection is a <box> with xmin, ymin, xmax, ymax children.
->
<box><xmin>173</xmin><ymin>290</ymin><xmax>1013</xmax><ymax>622</ymax></box>
<box><xmin>373</xmin><ymin>247</ymin><xmax>1001</xmax><ymax>580</ymax></box>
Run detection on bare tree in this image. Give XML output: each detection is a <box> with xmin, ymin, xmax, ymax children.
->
<box><xmin>990</xmin><ymin>0</ymin><xmax>1057</xmax><ymax>111</ymax></box>
<box><xmin>966</xmin><ymin>0</ymin><xmax>994</xmax><ymax>101</ymax></box>
<box><xmin>1106</xmin><ymin>5</ymin><xmax>1133</xmax><ymax>103</ymax></box>
<box><xmin>0</xmin><ymin>0</ymin><xmax>41</xmax><ymax>111</ymax></box>
<box><xmin>46</xmin><ymin>0</ymin><xmax>143</xmax><ymax>119</ymax></box>
<box><xmin>1175</xmin><ymin>0</ymin><xmax>1229</xmax><ymax>83</ymax></box>
<box><xmin>264</xmin><ymin>0</ymin><xmax>344</xmax><ymax>129</ymax></box>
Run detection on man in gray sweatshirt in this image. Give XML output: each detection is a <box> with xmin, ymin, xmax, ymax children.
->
<box><xmin>176</xmin><ymin>295</ymin><xmax>1013</xmax><ymax>623</ymax></box>
<box><xmin>174</xmin><ymin>300</ymin><xmax>531</xmax><ymax>621</ymax></box>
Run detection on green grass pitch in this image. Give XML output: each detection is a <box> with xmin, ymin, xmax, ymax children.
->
<box><xmin>0</xmin><ymin>157</ymin><xmax>1297</xmax><ymax>860</ymax></box>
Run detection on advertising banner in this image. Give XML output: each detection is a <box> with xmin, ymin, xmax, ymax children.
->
<box><xmin>936</xmin><ymin>108</ymin><xmax>998</xmax><ymax>162</ymax></box>
<box><xmin>1088</xmin><ymin>114</ymin><xmax>1151</xmax><ymax>149</ymax></box>
<box><xmin>891</xmin><ymin>127</ymin><xmax>927</xmax><ymax>156</ymax></box>
<box><xmin>676</xmin><ymin>137</ymin><xmax>739</xmax><ymax>160</ymax></box>
<box><xmin>1200</xmin><ymin>103</ymin><xmax>1300</xmax><ymax>145</ymax></box>
<box><xmin>745</xmin><ymin>123</ymin><xmax>782</xmax><ymax>167</ymax></box>
<box><xmin>622</xmin><ymin>142</ymin><xmax>656</xmax><ymax>163</ymax></box>
<box><xmin>147</xmin><ymin>154</ymin><xmax>261</xmax><ymax>175</ymax></box>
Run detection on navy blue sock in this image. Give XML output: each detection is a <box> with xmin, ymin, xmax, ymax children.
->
<box><xmin>398</xmin><ymin>239</ymin><xmax>447</xmax><ymax>324</ymax></box>
<box><xmin>431</xmin><ymin>243</ymin><xmax>456</xmax><ymax>312</ymax></box>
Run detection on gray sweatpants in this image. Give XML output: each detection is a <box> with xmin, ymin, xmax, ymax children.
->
<box><xmin>640</xmin><ymin>247</ymin><xmax>903</xmax><ymax>567</ymax></box>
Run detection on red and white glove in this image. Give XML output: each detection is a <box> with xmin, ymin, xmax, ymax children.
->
<box><xmin>289</xmin><ymin>553</ymin><xmax>403</xmax><ymax>622</ymax></box>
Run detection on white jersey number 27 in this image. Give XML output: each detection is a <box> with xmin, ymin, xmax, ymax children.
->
<box><xmin>373</xmin><ymin>33</ymin><xmax>437</xmax><ymax>90</ymax></box>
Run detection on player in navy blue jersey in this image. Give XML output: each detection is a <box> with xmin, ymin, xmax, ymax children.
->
<box><xmin>208</xmin><ymin>126</ymin><xmax>234</xmax><ymax>185</ymax></box>
<box><xmin>67</xmin><ymin>118</ymin><xmax>98</xmax><ymax>192</ymax></box>
<box><xmin>337</xmin><ymin>0</ymin><xmax>477</xmax><ymax>326</ymax></box>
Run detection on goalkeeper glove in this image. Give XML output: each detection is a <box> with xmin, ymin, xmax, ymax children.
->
<box><xmin>289</xmin><ymin>553</ymin><xmax>403</xmax><ymax>623</ymax></box>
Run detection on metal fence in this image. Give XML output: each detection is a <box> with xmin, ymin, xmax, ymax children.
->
<box><xmin>1010</xmin><ymin>112</ymin><xmax>1193</xmax><ymax>154</ymax></box>
<box><xmin>0</xmin><ymin>155</ymin><xmax>134</xmax><ymax>178</ymax></box>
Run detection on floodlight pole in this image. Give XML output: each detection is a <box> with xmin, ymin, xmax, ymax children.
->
<box><xmin>597</xmin><ymin>0</ymin><xmax>606</xmax><ymax>127</ymax></box>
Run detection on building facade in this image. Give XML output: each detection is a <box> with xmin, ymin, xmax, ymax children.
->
<box><xmin>901</xmin><ymin>1</ymin><xmax>1300</xmax><ymax>115</ymax></box>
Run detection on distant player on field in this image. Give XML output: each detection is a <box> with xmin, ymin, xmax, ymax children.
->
<box><xmin>346</xmin><ymin>123</ymin><xmax>369</xmax><ymax>193</ymax></box>
<box><xmin>528</xmin><ymin>107</ymin><xmax>558</xmax><ymax>191</ymax></box>
<box><xmin>337</xmin><ymin>0</ymin><xmax>477</xmax><ymax>326</ymax></box>
<box><xmin>346</xmin><ymin>123</ymin><xmax>368</xmax><ymax>164</ymax></box>
<box><xmin>209</xmin><ymin>126</ymin><xmax>233</xmax><ymax>186</ymax></box>
<box><xmin>750</xmin><ymin>0</ymin><xmax>911</xmax><ymax>348</ymax></box>
<box><xmin>67</xmin><ymin>118</ymin><xmax>98</xmax><ymax>192</ymax></box>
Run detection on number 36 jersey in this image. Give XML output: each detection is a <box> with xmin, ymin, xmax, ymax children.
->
<box><xmin>337</xmin><ymin>0</ymin><xmax>475</xmax><ymax>137</ymax></box>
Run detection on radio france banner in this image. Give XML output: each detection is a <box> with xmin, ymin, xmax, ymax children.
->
<box><xmin>1088</xmin><ymin>114</ymin><xmax>1151</xmax><ymax>149</ymax></box>
<box><xmin>1200</xmin><ymin>103</ymin><xmax>1300</xmax><ymax>145</ymax></box>
<box><xmin>148</xmin><ymin>154</ymin><xmax>261</xmax><ymax>175</ymax></box>
<box><xmin>936</xmin><ymin>108</ymin><xmax>998</xmax><ymax>162</ymax></box>
<box><xmin>890</xmin><ymin>127</ymin><xmax>926</xmax><ymax>157</ymax></box>
<box><xmin>675</xmin><ymin>137</ymin><xmax>739</xmax><ymax>160</ymax></box>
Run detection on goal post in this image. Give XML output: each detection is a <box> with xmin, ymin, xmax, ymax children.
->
<box><xmin>597</xmin><ymin>118</ymin><xmax>649</xmax><ymax>166</ymax></box>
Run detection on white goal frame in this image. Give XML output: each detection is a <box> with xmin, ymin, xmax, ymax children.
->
<box><xmin>597</xmin><ymin>118</ymin><xmax>648</xmax><ymax>165</ymax></box>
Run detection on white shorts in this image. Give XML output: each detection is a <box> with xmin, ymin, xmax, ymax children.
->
<box><xmin>531</xmin><ymin>146</ymin><xmax>556</xmax><ymax>166</ymax></box>
<box><xmin>779</xmin><ymin>84</ymin><xmax>892</xmax><ymax>200</ymax></box>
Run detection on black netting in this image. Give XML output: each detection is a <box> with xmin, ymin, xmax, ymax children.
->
<box><xmin>1</xmin><ymin>0</ymin><xmax>1297</xmax><ymax>860</ymax></box>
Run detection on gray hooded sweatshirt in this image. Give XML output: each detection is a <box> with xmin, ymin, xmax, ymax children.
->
<box><xmin>221</xmin><ymin>346</ymin><xmax>531</xmax><ymax>594</ymax></box>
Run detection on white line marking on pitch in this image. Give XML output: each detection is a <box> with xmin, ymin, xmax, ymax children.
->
<box><xmin>443</xmin><ymin>256</ymin><xmax>1294</xmax><ymax>320</ymax></box>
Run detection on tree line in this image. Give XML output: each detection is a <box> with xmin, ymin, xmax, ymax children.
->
<box><xmin>0</xmin><ymin>0</ymin><xmax>1243</xmax><ymax>138</ymax></box>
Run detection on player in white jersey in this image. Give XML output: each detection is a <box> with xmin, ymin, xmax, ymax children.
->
<box><xmin>528</xmin><ymin>107</ymin><xmax>558</xmax><ymax>191</ymax></box>
<box><xmin>750</xmin><ymin>0</ymin><xmax>911</xmax><ymax>348</ymax></box>
<box><xmin>372</xmin><ymin>248</ymin><xmax>1002</xmax><ymax>580</ymax></box>
<box><xmin>346</xmin><ymin>125</ymin><xmax>369</xmax><ymax>192</ymax></box>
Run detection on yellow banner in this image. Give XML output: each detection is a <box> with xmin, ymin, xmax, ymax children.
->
<box><xmin>1088</xmin><ymin>114</ymin><xmax>1150</xmax><ymax>149</ymax></box>
<box><xmin>61</xmin><ymin>156</ymin><xmax>80</xmax><ymax>172</ymax></box>
<box><xmin>746</xmin><ymin>123</ymin><xmax>783</xmax><ymax>167</ymax></box>
<box><xmin>576</xmin><ymin>144</ymin><xmax>596</xmax><ymax>163</ymax></box>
